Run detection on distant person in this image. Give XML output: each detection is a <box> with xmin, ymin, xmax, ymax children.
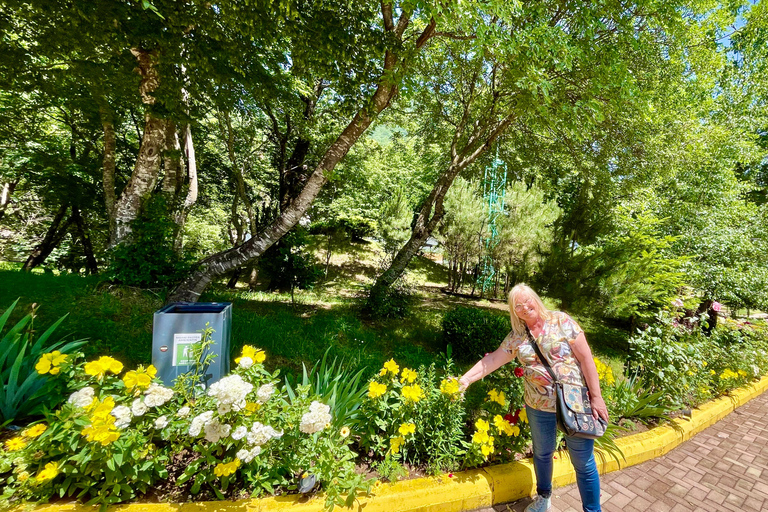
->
<box><xmin>459</xmin><ymin>283</ymin><xmax>609</xmax><ymax>512</ymax></box>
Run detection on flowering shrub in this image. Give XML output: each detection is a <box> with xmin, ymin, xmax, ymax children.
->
<box><xmin>628</xmin><ymin>311</ymin><xmax>768</xmax><ymax>407</ymax></box>
<box><xmin>0</xmin><ymin>345</ymin><xmax>370</xmax><ymax>510</ymax></box>
<box><xmin>0</xmin><ymin>353</ymin><xmax>171</xmax><ymax>506</ymax></box>
<box><xmin>464</xmin><ymin>384</ymin><xmax>529</xmax><ymax>468</ymax></box>
<box><xmin>358</xmin><ymin>360</ymin><xmax>467</xmax><ymax>474</ymax></box>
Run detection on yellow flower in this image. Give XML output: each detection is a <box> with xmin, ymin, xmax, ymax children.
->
<box><xmin>17</xmin><ymin>471</ymin><xmax>30</xmax><ymax>482</ymax></box>
<box><xmin>440</xmin><ymin>378</ymin><xmax>460</xmax><ymax>395</ymax></box>
<box><xmin>472</xmin><ymin>430</ymin><xmax>490</xmax><ymax>444</ymax></box>
<box><xmin>401</xmin><ymin>384</ymin><xmax>424</xmax><ymax>402</ymax></box>
<box><xmin>709</xmin><ymin>369</ymin><xmax>716</xmax><ymax>375</ymax></box>
<box><xmin>687</xmin><ymin>371</ymin><xmax>694</xmax><ymax>376</ymax></box>
<box><xmin>5</xmin><ymin>437</ymin><xmax>27</xmax><ymax>451</ymax></box>
<box><xmin>481</xmin><ymin>442</ymin><xmax>494</xmax><ymax>457</ymax></box>
<box><xmin>400</xmin><ymin>368</ymin><xmax>418</xmax><ymax>384</ymax></box>
<box><xmin>398</xmin><ymin>423</ymin><xmax>416</xmax><ymax>436</ymax></box>
<box><xmin>84</xmin><ymin>356</ymin><xmax>123</xmax><ymax>378</ymax></box>
<box><xmin>702</xmin><ymin>361</ymin><xmax>707</xmax><ymax>367</ymax></box>
<box><xmin>86</xmin><ymin>396</ymin><xmax>116</xmax><ymax>420</ymax></box>
<box><xmin>23</xmin><ymin>424</ymin><xmax>47</xmax><ymax>439</ymax></box>
<box><xmin>383</xmin><ymin>359</ymin><xmax>399</xmax><ymax>376</ymax></box>
<box><xmin>35</xmin><ymin>351</ymin><xmax>67</xmax><ymax>375</ymax></box>
<box><xmin>379</xmin><ymin>368</ymin><xmax>387</xmax><ymax>376</ymax></box>
<box><xmin>389</xmin><ymin>436</ymin><xmax>405</xmax><ymax>454</ymax></box>
<box><xmin>35</xmin><ymin>461</ymin><xmax>59</xmax><ymax>482</ymax></box>
<box><xmin>213</xmin><ymin>459</ymin><xmax>241</xmax><ymax>478</ymax></box>
<box><xmin>244</xmin><ymin>402</ymin><xmax>260</xmax><ymax>415</ymax></box>
<box><xmin>82</xmin><ymin>425</ymin><xmax>120</xmax><ymax>446</ymax></box>
<box><xmin>475</xmin><ymin>419</ymin><xmax>490</xmax><ymax>432</ymax></box>
<box><xmin>487</xmin><ymin>389</ymin><xmax>506</xmax><ymax>407</ymax></box>
<box><xmin>519</xmin><ymin>408</ymin><xmax>528</xmax><ymax>423</ymax></box>
<box><xmin>123</xmin><ymin>370</ymin><xmax>152</xmax><ymax>390</ymax></box>
<box><xmin>738</xmin><ymin>370</ymin><xmax>747</xmax><ymax>377</ymax></box>
<box><xmin>340</xmin><ymin>426</ymin><xmax>350</xmax><ymax>438</ymax></box>
<box><xmin>368</xmin><ymin>381</ymin><xmax>387</xmax><ymax>399</ymax></box>
<box><xmin>254</xmin><ymin>350</ymin><xmax>266</xmax><ymax>363</ymax></box>
<box><xmin>235</xmin><ymin>345</ymin><xmax>265</xmax><ymax>364</ymax></box>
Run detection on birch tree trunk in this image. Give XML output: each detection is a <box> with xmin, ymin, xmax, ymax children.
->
<box><xmin>0</xmin><ymin>180</ymin><xmax>17</xmax><ymax>222</ymax></box>
<box><xmin>168</xmin><ymin>12</ymin><xmax>438</xmax><ymax>303</ymax></box>
<box><xmin>172</xmin><ymin>123</ymin><xmax>198</xmax><ymax>252</ymax></box>
<box><xmin>113</xmin><ymin>48</ymin><xmax>166</xmax><ymax>245</ymax></box>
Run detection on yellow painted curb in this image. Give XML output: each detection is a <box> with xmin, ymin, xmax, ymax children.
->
<box><xmin>15</xmin><ymin>375</ymin><xmax>768</xmax><ymax>512</ymax></box>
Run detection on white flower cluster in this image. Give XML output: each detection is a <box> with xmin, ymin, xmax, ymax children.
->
<box><xmin>111</xmin><ymin>405</ymin><xmax>132</xmax><ymax>429</ymax></box>
<box><xmin>236</xmin><ymin>446</ymin><xmax>262</xmax><ymax>463</ymax></box>
<box><xmin>204</xmin><ymin>417</ymin><xmax>232</xmax><ymax>443</ymax></box>
<box><xmin>231</xmin><ymin>426</ymin><xmax>248</xmax><ymax>440</ymax></box>
<box><xmin>145</xmin><ymin>383</ymin><xmax>174</xmax><ymax>407</ymax></box>
<box><xmin>246</xmin><ymin>422</ymin><xmax>283</xmax><ymax>446</ymax></box>
<box><xmin>154</xmin><ymin>415</ymin><xmax>169</xmax><ymax>429</ymax></box>
<box><xmin>207</xmin><ymin>375</ymin><xmax>253</xmax><ymax>414</ymax></box>
<box><xmin>299</xmin><ymin>401</ymin><xmax>332</xmax><ymax>434</ymax></box>
<box><xmin>177</xmin><ymin>406</ymin><xmax>191</xmax><ymax>418</ymax></box>
<box><xmin>238</xmin><ymin>357</ymin><xmax>254</xmax><ymax>369</ymax></box>
<box><xmin>189</xmin><ymin>411</ymin><xmax>215</xmax><ymax>437</ymax></box>
<box><xmin>132</xmin><ymin>398</ymin><xmax>148</xmax><ymax>417</ymax></box>
<box><xmin>68</xmin><ymin>387</ymin><xmax>95</xmax><ymax>408</ymax></box>
<box><xmin>256</xmin><ymin>383</ymin><xmax>275</xmax><ymax>404</ymax></box>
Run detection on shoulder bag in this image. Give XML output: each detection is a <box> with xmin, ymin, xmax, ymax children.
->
<box><xmin>526</xmin><ymin>327</ymin><xmax>607</xmax><ymax>439</ymax></box>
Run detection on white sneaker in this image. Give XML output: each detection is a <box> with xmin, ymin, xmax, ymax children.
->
<box><xmin>524</xmin><ymin>495</ymin><xmax>552</xmax><ymax>512</ymax></box>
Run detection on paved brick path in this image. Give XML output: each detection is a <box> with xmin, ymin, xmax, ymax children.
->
<box><xmin>483</xmin><ymin>389</ymin><xmax>768</xmax><ymax>512</ymax></box>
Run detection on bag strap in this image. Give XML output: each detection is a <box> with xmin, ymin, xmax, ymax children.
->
<box><xmin>526</xmin><ymin>326</ymin><xmax>559</xmax><ymax>384</ymax></box>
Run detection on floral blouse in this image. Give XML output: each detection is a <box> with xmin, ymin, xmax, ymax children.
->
<box><xmin>499</xmin><ymin>311</ymin><xmax>585</xmax><ymax>412</ymax></box>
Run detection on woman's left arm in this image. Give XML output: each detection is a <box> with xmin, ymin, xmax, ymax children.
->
<box><xmin>570</xmin><ymin>332</ymin><xmax>610</xmax><ymax>423</ymax></box>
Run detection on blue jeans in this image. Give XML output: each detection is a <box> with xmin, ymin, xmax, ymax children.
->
<box><xmin>527</xmin><ymin>406</ymin><xmax>601</xmax><ymax>512</ymax></box>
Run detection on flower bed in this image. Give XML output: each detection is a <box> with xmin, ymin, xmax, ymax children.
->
<box><xmin>2</xmin><ymin>312</ymin><xmax>768</xmax><ymax>511</ymax></box>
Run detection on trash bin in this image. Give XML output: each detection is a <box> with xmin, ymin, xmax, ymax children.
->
<box><xmin>152</xmin><ymin>302</ymin><xmax>232</xmax><ymax>387</ymax></box>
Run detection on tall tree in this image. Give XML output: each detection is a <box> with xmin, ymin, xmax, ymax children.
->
<box><xmin>369</xmin><ymin>0</ymin><xmax>708</xmax><ymax>303</ymax></box>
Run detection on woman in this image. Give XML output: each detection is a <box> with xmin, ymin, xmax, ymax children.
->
<box><xmin>459</xmin><ymin>284</ymin><xmax>609</xmax><ymax>512</ymax></box>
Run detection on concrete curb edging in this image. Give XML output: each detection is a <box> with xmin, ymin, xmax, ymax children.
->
<box><xmin>24</xmin><ymin>375</ymin><xmax>768</xmax><ymax>512</ymax></box>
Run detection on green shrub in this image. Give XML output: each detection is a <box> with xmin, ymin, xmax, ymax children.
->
<box><xmin>260</xmin><ymin>228</ymin><xmax>323</xmax><ymax>292</ymax></box>
<box><xmin>0</xmin><ymin>300</ymin><xmax>86</xmax><ymax>425</ymax></box>
<box><xmin>364</xmin><ymin>279</ymin><xmax>416</xmax><ymax>320</ymax></box>
<box><xmin>441</xmin><ymin>307</ymin><xmax>509</xmax><ymax>363</ymax></box>
<box><xmin>105</xmin><ymin>197</ymin><xmax>192</xmax><ymax>288</ymax></box>
<box><xmin>627</xmin><ymin>312</ymin><xmax>768</xmax><ymax>407</ymax></box>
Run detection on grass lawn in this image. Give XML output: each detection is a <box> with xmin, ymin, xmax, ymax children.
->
<box><xmin>0</xmin><ymin>239</ymin><xmax>630</xmax><ymax>381</ymax></box>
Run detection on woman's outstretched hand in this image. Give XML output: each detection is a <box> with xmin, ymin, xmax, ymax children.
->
<box><xmin>590</xmin><ymin>394</ymin><xmax>609</xmax><ymax>423</ymax></box>
<box><xmin>458</xmin><ymin>376</ymin><xmax>471</xmax><ymax>393</ymax></box>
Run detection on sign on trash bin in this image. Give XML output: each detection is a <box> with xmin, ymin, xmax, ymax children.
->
<box><xmin>152</xmin><ymin>302</ymin><xmax>232</xmax><ymax>387</ymax></box>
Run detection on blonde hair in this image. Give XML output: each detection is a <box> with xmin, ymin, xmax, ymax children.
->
<box><xmin>508</xmin><ymin>283</ymin><xmax>552</xmax><ymax>336</ymax></box>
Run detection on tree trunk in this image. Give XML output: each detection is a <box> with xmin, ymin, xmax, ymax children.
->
<box><xmin>72</xmin><ymin>206</ymin><xmax>99</xmax><ymax>274</ymax></box>
<box><xmin>226</xmin><ymin>268</ymin><xmax>241</xmax><ymax>289</ymax></box>
<box><xmin>173</xmin><ymin>123</ymin><xmax>199</xmax><ymax>252</ymax></box>
<box><xmin>113</xmin><ymin>48</ymin><xmax>165</xmax><ymax>244</ymax></box>
<box><xmin>168</xmin><ymin>12</ymin><xmax>436</xmax><ymax>303</ymax></box>
<box><xmin>22</xmin><ymin>204</ymin><xmax>73</xmax><ymax>271</ymax></box>
<box><xmin>162</xmin><ymin>119</ymin><xmax>183</xmax><ymax>197</ymax></box>
<box><xmin>100</xmin><ymin>106</ymin><xmax>118</xmax><ymax>245</ymax></box>
<box><xmin>0</xmin><ymin>179</ymin><xmax>17</xmax><ymax>222</ymax></box>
